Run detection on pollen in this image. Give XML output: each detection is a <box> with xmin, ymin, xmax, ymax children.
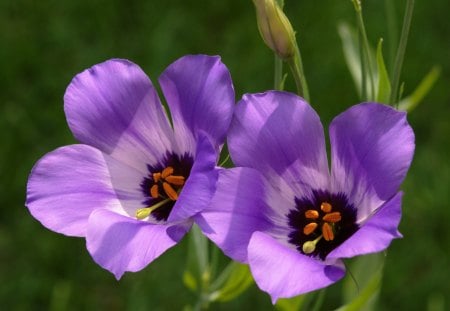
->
<box><xmin>303</xmin><ymin>222</ymin><xmax>318</xmax><ymax>235</ymax></box>
<box><xmin>305</xmin><ymin>209</ymin><xmax>319</xmax><ymax>219</ymax></box>
<box><xmin>163</xmin><ymin>182</ymin><xmax>178</xmax><ymax>200</ymax></box>
<box><xmin>150</xmin><ymin>184</ymin><xmax>159</xmax><ymax>198</ymax></box>
<box><xmin>165</xmin><ymin>175</ymin><xmax>185</xmax><ymax>186</ymax></box>
<box><xmin>148</xmin><ymin>166</ymin><xmax>186</xmax><ymax>201</ymax></box>
<box><xmin>322</xmin><ymin>212</ymin><xmax>342</xmax><ymax>223</ymax></box>
<box><xmin>320</xmin><ymin>202</ymin><xmax>332</xmax><ymax>213</ymax></box>
<box><xmin>161</xmin><ymin>166</ymin><xmax>174</xmax><ymax>179</ymax></box>
<box><xmin>153</xmin><ymin>172</ymin><xmax>161</xmax><ymax>183</ymax></box>
<box><xmin>322</xmin><ymin>223</ymin><xmax>334</xmax><ymax>241</ymax></box>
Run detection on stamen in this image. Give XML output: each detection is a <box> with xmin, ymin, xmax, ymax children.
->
<box><xmin>165</xmin><ymin>175</ymin><xmax>185</xmax><ymax>186</ymax></box>
<box><xmin>320</xmin><ymin>202</ymin><xmax>332</xmax><ymax>213</ymax></box>
<box><xmin>163</xmin><ymin>182</ymin><xmax>178</xmax><ymax>200</ymax></box>
<box><xmin>150</xmin><ymin>184</ymin><xmax>159</xmax><ymax>199</ymax></box>
<box><xmin>302</xmin><ymin>235</ymin><xmax>322</xmax><ymax>254</ymax></box>
<box><xmin>305</xmin><ymin>209</ymin><xmax>319</xmax><ymax>219</ymax></box>
<box><xmin>135</xmin><ymin>198</ymin><xmax>171</xmax><ymax>220</ymax></box>
<box><xmin>322</xmin><ymin>212</ymin><xmax>341</xmax><ymax>223</ymax></box>
<box><xmin>303</xmin><ymin>222</ymin><xmax>318</xmax><ymax>235</ymax></box>
<box><xmin>153</xmin><ymin>172</ymin><xmax>161</xmax><ymax>183</ymax></box>
<box><xmin>161</xmin><ymin>166</ymin><xmax>174</xmax><ymax>179</ymax></box>
<box><xmin>322</xmin><ymin>223</ymin><xmax>334</xmax><ymax>241</ymax></box>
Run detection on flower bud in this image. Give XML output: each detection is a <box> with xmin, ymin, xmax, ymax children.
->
<box><xmin>253</xmin><ymin>0</ymin><xmax>296</xmax><ymax>60</ymax></box>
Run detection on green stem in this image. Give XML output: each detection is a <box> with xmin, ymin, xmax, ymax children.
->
<box><xmin>287</xmin><ymin>44</ymin><xmax>310</xmax><ymax>102</ymax></box>
<box><xmin>191</xmin><ymin>225</ymin><xmax>210</xmax><ymax>311</ymax></box>
<box><xmin>384</xmin><ymin>0</ymin><xmax>398</xmax><ymax>72</ymax></box>
<box><xmin>389</xmin><ymin>0</ymin><xmax>415</xmax><ymax>104</ymax></box>
<box><xmin>274</xmin><ymin>55</ymin><xmax>283</xmax><ymax>90</ymax></box>
<box><xmin>353</xmin><ymin>0</ymin><xmax>375</xmax><ymax>101</ymax></box>
<box><xmin>310</xmin><ymin>289</ymin><xmax>326</xmax><ymax>311</ymax></box>
<box><xmin>359</xmin><ymin>30</ymin><xmax>367</xmax><ymax>100</ymax></box>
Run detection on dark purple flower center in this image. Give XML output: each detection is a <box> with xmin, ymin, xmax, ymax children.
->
<box><xmin>287</xmin><ymin>190</ymin><xmax>359</xmax><ymax>260</ymax></box>
<box><xmin>139</xmin><ymin>152</ymin><xmax>194</xmax><ymax>221</ymax></box>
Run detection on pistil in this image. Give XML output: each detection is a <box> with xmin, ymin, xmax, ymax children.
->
<box><xmin>302</xmin><ymin>235</ymin><xmax>323</xmax><ymax>254</ymax></box>
<box><xmin>135</xmin><ymin>198</ymin><xmax>171</xmax><ymax>219</ymax></box>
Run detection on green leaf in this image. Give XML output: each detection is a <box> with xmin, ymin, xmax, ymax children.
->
<box><xmin>275</xmin><ymin>294</ymin><xmax>306</xmax><ymax>311</ymax></box>
<box><xmin>337</xmin><ymin>253</ymin><xmax>385</xmax><ymax>311</ymax></box>
<box><xmin>375</xmin><ymin>39</ymin><xmax>391</xmax><ymax>103</ymax></box>
<box><xmin>182</xmin><ymin>270</ymin><xmax>198</xmax><ymax>292</ymax></box>
<box><xmin>338</xmin><ymin>22</ymin><xmax>363</xmax><ymax>96</ymax></box>
<box><xmin>338</xmin><ymin>22</ymin><xmax>377</xmax><ymax>100</ymax></box>
<box><xmin>208</xmin><ymin>262</ymin><xmax>254</xmax><ymax>302</ymax></box>
<box><xmin>183</xmin><ymin>225</ymin><xmax>209</xmax><ymax>292</ymax></box>
<box><xmin>398</xmin><ymin>66</ymin><xmax>441</xmax><ymax>111</ymax></box>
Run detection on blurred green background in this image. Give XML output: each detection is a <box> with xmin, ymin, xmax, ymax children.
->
<box><xmin>1</xmin><ymin>0</ymin><xmax>448</xmax><ymax>310</ymax></box>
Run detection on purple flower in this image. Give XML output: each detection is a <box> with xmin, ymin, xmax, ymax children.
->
<box><xmin>196</xmin><ymin>91</ymin><xmax>415</xmax><ymax>302</ymax></box>
<box><xmin>26</xmin><ymin>55</ymin><xmax>235</xmax><ymax>278</ymax></box>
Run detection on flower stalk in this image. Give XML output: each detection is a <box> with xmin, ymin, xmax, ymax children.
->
<box><xmin>287</xmin><ymin>45</ymin><xmax>310</xmax><ymax>102</ymax></box>
<box><xmin>389</xmin><ymin>0</ymin><xmax>415</xmax><ymax>104</ymax></box>
<box><xmin>352</xmin><ymin>0</ymin><xmax>375</xmax><ymax>101</ymax></box>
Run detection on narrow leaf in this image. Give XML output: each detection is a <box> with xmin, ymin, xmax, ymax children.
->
<box><xmin>376</xmin><ymin>39</ymin><xmax>391</xmax><ymax>103</ymax></box>
<box><xmin>398</xmin><ymin>66</ymin><xmax>441</xmax><ymax>111</ymax></box>
<box><xmin>182</xmin><ymin>270</ymin><xmax>198</xmax><ymax>292</ymax></box>
<box><xmin>275</xmin><ymin>294</ymin><xmax>306</xmax><ymax>311</ymax></box>
<box><xmin>209</xmin><ymin>262</ymin><xmax>254</xmax><ymax>302</ymax></box>
<box><xmin>338</xmin><ymin>22</ymin><xmax>363</xmax><ymax>96</ymax></box>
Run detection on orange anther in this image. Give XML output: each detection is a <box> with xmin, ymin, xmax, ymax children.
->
<box><xmin>165</xmin><ymin>175</ymin><xmax>185</xmax><ymax>186</ymax></box>
<box><xmin>303</xmin><ymin>222</ymin><xmax>318</xmax><ymax>235</ymax></box>
<box><xmin>322</xmin><ymin>212</ymin><xmax>342</xmax><ymax>223</ymax></box>
<box><xmin>153</xmin><ymin>172</ymin><xmax>161</xmax><ymax>183</ymax></box>
<box><xmin>322</xmin><ymin>223</ymin><xmax>334</xmax><ymax>241</ymax></box>
<box><xmin>150</xmin><ymin>184</ymin><xmax>159</xmax><ymax>199</ymax></box>
<box><xmin>161</xmin><ymin>166</ymin><xmax>174</xmax><ymax>179</ymax></box>
<box><xmin>305</xmin><ymin>210</ymin><xmax>319</xmax><ymax>219</ymax></box>
<box><xmin>163</xmin><ymin>182</ymin><xmax>178</xmax><ymax>200</ymax></box>
<box><xmin>320</xmin><ymin>202</ymin><xmax>332</xmax><ymax>213</ymax></box>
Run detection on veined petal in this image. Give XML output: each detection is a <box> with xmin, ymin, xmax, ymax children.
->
<box><xmin>159</xmin><ymin>55</ymin><xmax>235</xmax><ymax>152</ymax></box>
<box><xmin>248</xmin><ymin>231</ymin><xmax>345</xmax><ymax>303</ymax></box>
<box><xmin>86</xmin><ymin>208</ymin><xmax>191</xmax><ymax>279</ymax></box>
<box><xmin>327</xmin><ymin>192</ymin><xmax>403</xmax><ymax>259</ymax></box>
<box><xmin>228</xmin><ymin>91</ymin><xmax>329</xmax><ymax>194</ymax></box>
<box><xmin>26</xmin><ymin>145</ymin><xmax>144</xmax><ymax>237</ymax></box>
<box><xmin>329</xmin><ymin>103</ymin><xmax>414</xmax><ymax>220</ymax></box>
<box><xmin>168</xmin><ymin>133</ymin><xmax>218</xmax><ymax>222</ymax></box>
<box><xmin>195</xmin><ymin>167</ymin><xmax>271</xmax><ymax>263</ymax></box>
<box><xmin>64</xmin><ymin>59</ymin><xmax>174</xmax><ymax>172</ymax></box>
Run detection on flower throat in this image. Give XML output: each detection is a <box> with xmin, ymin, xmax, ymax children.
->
<box><xmin>288</xmin><ymin>190</ymin><xmax>359</xmax><ymax>260</ymax></box>
<box><xmin>138</xmin><ymin>152</ymin><xmax>193</xmax><ymax>222</ymax></box>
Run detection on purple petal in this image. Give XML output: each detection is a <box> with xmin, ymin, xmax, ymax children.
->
<box><xmin>26</xmin><ymin>145</ymin><xmax>143</xmax><ymax>237</ymax></box>
<box><xmin>64</xmin><ymin>59</ymin><xmax>174</xmax><ymax>172</ymax></box>
<box><xmin>168</xmin><ymin>133</ymin><xmax>218</xmax><ymax>222</ymax></box>
<box><xmin>329</xmin><ymin>103</ymin><xmax>414</xmax><ymax>219</ymax></box>
<box><xmin>248</xmin><ymin>232</ymin><xmax>345</xmax><ymax>303</ymax></box>
<box><xmin>228</xmin><ymin>91</ymin><xmax>329</xmax><ymax>191</ymax></box>
<box><xmin>159</xmin><ymin>55</ymin><xmax>234</xmax><ymax>151</ymax></box>
<box><xmin>327</xmin><ymin>192</ymin><xmax>403</xmax><ymax>259</ymax></box>
<box><xmin>86</xmin><ymin>208</ymin><xmax>191</xmax><ymax>279</ymax></box>
<box><xmin>195</xmin><ymin>167</ymin><xmax>271</xmax><ymax>263</ymax></box>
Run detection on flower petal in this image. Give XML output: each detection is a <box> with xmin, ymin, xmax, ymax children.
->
<box><xmin>64</xmin><ymin>59</ymin><xmax>174</xmax><ymax>172</ymax></box>
<box><xmin>327</xmin><ymin>192</ymin><xmax>403</xmax><ymax>259</ymax></box>
<box><xmin>86</xmin><ymin>208</ymin><xmax>191</xmax><ymax>279</ymax></box>
<box><xmin>168</xmin><ymin>133</ymin><xmax>218</xmax><ymax>222</ymax></box>
<box><xmin>248</xmin><ymin>231</ymin><xmax>345</xmax><ymax>303</ymax></box>
<box><xmin>26</xmin><ymin>144</ymin><xmax>144</xmax><ymax>237</ymax></box>
<box><xmin>329</xmin><ymin>103</ymin><xmax>414</xmax><ymax>219</ymax></box>
<box><xmin>228</xmin><ymin>91</ymin><xmax>328</xmax><ymax>192</ymax></box>
<box><xmin>159</xmin><ymin>55</ymin><xmax>235</xmax><ymax>151</ymax></box>
<box><xmin>195</xmin><ymin>167</ymin><xmax>271</xmax><ymax>263</ymax></box>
